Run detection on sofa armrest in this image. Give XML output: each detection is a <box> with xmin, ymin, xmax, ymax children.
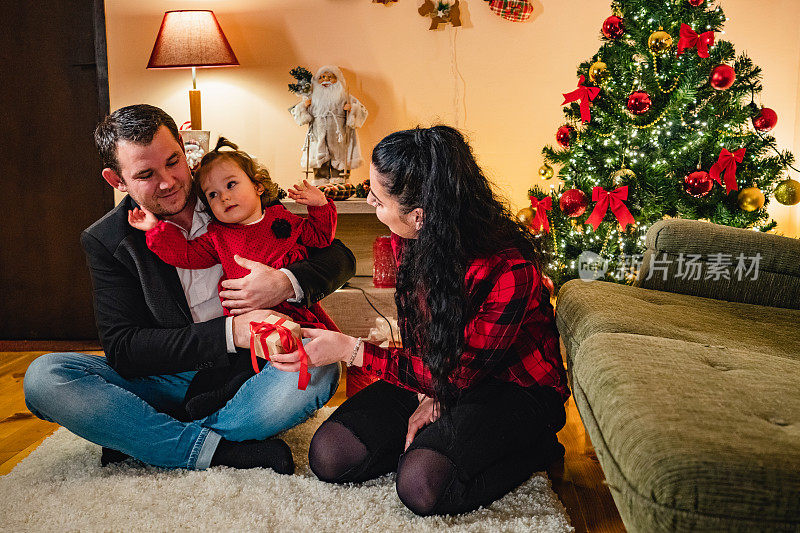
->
<box><xmin>635</xmin><ymin>219</ymin><xmax>800</xmax><ymax>309</ymax></box>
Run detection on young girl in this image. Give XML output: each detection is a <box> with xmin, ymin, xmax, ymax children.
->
<box><xmin>270</xmin><ymin>126</ymin><xmax>569</xmax><ymax>516</ymax></box>
<box><xmin>129</xmin><ymin>137</ymin><xmax>338</xmax><ymax>418</ymax></box>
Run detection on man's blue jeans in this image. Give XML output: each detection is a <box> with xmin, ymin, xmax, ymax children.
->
<box><xmin>23</xmin><ymin>353</ymin><xmax>340</xmax><ymax>470</ymax></box>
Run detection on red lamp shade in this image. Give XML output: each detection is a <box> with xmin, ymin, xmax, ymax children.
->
<box><xmin>147</xmin><ymin>11</ymin><xmax>238</xmax><ymax>69</ymax></box>
<box><xmin>147</xmin><ymin>11</ymin><xmax>239</xmax><ymax>130</ymax></box>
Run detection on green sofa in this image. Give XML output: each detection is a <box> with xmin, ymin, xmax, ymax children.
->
<box><xmin>556</xmin><ymin>219</ymin><xmax>800</xmax><ymax>532</ymax></box>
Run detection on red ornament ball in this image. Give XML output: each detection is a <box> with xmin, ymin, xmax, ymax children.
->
<box><xmin>556</xmin><ymin>125</ymin><xmax>575</xmax><ymax>148</ymax></box>
<box><xmin>688</xmin><ymin>0</ymin><xmax>704</xmax><ymax>6</ymax></box>
<box><xmin>627</xmin><ymin>91</ymin><xmax>652</xmax><ymax>115</ymax></box>
<box><xmin>709</xmin><ymin>64</ymin><xmax>736</xmax><ymax>90</ymax></box>
<box><xmin>559</xmin><ymin>188</ymin><xmax>589</xmax><ymax>217</ymax></box>
<box><xmin>752</xmin><ymin>107</ymin><xmax>778</xmax><ymax>132</ymax></box>
<box><xmin>684</xmin><ymin>170</ymin><xmax>713</xmax><ymax>198</ymax></box>
<box><xmin>602</xmin><ymin>16</ymin><xmax>625</xmax><ymax>40</ymax></box>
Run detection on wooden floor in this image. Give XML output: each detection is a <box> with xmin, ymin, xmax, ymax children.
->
<box><xmin>0</xmin><ymin>343</ymin><xmax>623</xmax><ymax>532</ymax></box>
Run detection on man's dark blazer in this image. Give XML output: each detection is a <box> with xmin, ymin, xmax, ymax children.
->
<box><xmin>80</xmin><ymin>195</ymin><xmax>356</xmax><ymax>379</ymax></box>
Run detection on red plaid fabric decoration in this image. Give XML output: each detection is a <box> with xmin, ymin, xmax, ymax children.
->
<box><xmin>320</xmin><ymin>183</ymin><xmax>355</xmax><ymax>200</ymax></box>
<box><xmin>488</xmin><ymin>0</ymin><xmax>533</xmax><ymax>22</ymax></box>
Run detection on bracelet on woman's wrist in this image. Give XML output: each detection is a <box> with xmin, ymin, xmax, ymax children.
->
<box><xmin>347</xmin><ymin>337</ymin><xmax>362</xmax><ymax>367</ymax></box>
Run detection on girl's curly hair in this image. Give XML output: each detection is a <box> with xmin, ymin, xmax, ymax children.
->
<box><xmin>194</xmin><ymin>137</ymin><xmax>279</xmax><ymax>217</ymax></box>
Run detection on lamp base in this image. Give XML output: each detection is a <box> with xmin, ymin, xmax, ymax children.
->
<box><xmin>189</xmin><ymin>89</ymin><xmax>202</xmax><ymax>130</ymax></box>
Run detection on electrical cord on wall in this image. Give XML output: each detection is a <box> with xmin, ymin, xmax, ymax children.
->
<box><xmin>342</xmin><ymin>281</ymin><xmax>397</xmax><ymax>346</ymax></box>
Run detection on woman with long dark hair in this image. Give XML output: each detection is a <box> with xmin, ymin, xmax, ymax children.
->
<box><xmin>270</xmin><ymin>125</ymin><xmax>569</xmax><ymax>516</ymax></box>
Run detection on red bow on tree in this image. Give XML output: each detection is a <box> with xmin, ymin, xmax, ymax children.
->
<box><xmin>528</xmin><ymin>196</ymin><xmax>553</xmax><ymax>233</ymax></box>
<box><xmin>709</xmin><ymin>148</ymin><xmax>746</xmax><ymax>194</ymax></box>
<box><xmin>585</xmin><ymin>186</ymin><xmax>636</xmax><ymax>231</ymax></box>
<box><xmin>562</xmin><ymin>75</ymin><xmax>601</xmax><ymax>124</ymax></box>
<box><xmin>250</xmin><ymin>319</ymin><xmax>310</xmax><ymax>390</ymax></box>
<box><xmin>677</xmin><ymin>24</ymin><xmax>715</xmax><ymax>58</ymax></box>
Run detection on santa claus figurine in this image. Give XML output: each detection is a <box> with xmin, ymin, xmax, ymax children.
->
<box><xmin>290</xmin><ymin>65</ymin><xmax>368</xmax><ymax>185</ymax></box>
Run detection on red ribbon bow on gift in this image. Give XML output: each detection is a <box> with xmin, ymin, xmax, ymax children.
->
<box><xmin>528</xmin><ymin>196</ymin><xmax>553</xmax><ymax>233</ymax></box>
<box><xmin>585</xmin><ymin>186</ymin><xmax>636</xmax><ymax>231</ymax></box>
<box><xmin>562</xmin><ymin>75</ymin><xmax>601</xmax><ymax>124</ymax></box>
<box><xmin>709</xmin><ymin>148</ymin><xmax>745</xmax><ymax>194</ymax></box>
<box><xmin>676</xmin><ymin>24</ymin><xmax>714</xmax><ymax>58</ymax></box>
<box><xmin>250</xmin><ymin>319</ymin><xmax>310</xmax><ymax>390</ymax></box>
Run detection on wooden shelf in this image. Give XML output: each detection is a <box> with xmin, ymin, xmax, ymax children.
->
<box><xmin>324</xmin><ymin>276</ymin><xmax>396</xmax><ymax>337</ymax></box>
<box><xmin>284</xmin><ymin>197</ymin><xmax>375</xmax><ymax>215</ymax></box>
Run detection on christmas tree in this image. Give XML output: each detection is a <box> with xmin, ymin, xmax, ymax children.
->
<box><xmin>526</xmin><ymin>0</ymin><xmax>800</xmax><ymax>287</ymax></box>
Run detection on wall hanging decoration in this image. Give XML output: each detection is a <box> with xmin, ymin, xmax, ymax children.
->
<box><xmin>485</xmin><ymin>0</ymin><xmax>534</xmax><ymax>22</ymax></box>
<box><xmin>419</xmin><ymin>0</ymin><xmax>462</xmax><ymax>30</ymax></box>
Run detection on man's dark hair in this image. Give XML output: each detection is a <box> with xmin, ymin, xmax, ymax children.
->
<box><xmin>94</xmin><ymin>104</ymin><xmax>181</xmax><ymax>176</ymax></box>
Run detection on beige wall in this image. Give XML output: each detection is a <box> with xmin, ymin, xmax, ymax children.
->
<box><xmin>105</xmin><ymin>0</ymin><xmax>800</xmax><ymax>236</ymax></box>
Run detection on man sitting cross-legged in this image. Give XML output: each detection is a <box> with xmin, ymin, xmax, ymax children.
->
<box><xmin>23</xmin><ymin>104</ymin><xmax>355</xmax><ymax>472</ymax></box>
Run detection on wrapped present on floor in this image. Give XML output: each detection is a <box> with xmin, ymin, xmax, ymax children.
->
<box><xmin>249</xmin><ymin>315</ymin><xmax>310</xmax><ymax>390</ymax></box>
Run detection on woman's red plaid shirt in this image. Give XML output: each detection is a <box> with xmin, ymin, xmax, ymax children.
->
<box><xmin>361</xmin><ymin>234</ymin><xmax>570</xmax><ymax>402</ymax></box>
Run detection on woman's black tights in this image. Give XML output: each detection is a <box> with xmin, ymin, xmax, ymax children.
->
<box><xmin>308</xmin><ymin>380</ymin><xmax>566</xmax><ymax>516</ymax></box>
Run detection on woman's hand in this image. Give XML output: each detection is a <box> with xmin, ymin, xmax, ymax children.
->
<box><xmin>269</xmin><ymin>328</ymin><xmax>360</xmax><ymax>371</ymax></box>
<box><xmin>231</xmin><ymin>309</ymin><xmax>292</xmax><ymax>348</ymax></box>
<box><xmin>288</xmin><ymin>180</ymin><xmax>327</xmax><ymax>207</ymax></box>
<box><xmin>405</xmin><ymin>395</ymin><xmax>440</xmax><ymax>451</ymax></box>
<box><xmin>128</xmin><ymin>207</ymin><xmax>158</xmax><ymax>232</ymax></box>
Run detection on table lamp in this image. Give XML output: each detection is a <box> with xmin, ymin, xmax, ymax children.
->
<box><xmin>147</xmin><ymin>10</ymin><xmax>239</xmax><ymax>130</ymax></box>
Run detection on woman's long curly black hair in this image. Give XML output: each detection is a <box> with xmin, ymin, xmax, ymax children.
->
<box><xmin>371</xmin><ymin>126</ymin><xmax>548</xmax><ymax>408</ymax></box>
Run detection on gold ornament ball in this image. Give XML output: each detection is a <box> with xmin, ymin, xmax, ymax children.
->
<box><xmin>737</xmin><ymin>187</ymin><xmax>765</xmax><ymax>212</ymax></box>
<box><xmin>588</xmin><ymin>61</ymin><xmax>609</xmax><ymax>84</ymax></box>
<box><xmin>610</xmin><ymin>168</ymin><xmax>636</xmax><ymax>186</ymax></box>
<box><xmin>774</xmin><ymin>178</ymin><xmax>800</xmax><ymax>206</ymax></box>
<box><xmin>648</xmin><ymin>29</ymin><xmax>673</xmax><ymax>55</ymax></box>
<box><xmin>516</xmin><ymin>207</ymin><xmax>537</xmax><ymax>226</ymax></box>
<box><xmin>538</xmin><ymin>164</ymin><xmax>555</xmax><ymax>180</ymax></box>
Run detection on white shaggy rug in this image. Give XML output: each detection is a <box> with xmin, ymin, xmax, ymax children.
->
<box><xmin>0</xmin><ymin>407</ymin><xmax>573</xmax><ymax>532</ymax></box>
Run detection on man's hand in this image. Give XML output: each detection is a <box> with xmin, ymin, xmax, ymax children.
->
<box><xmin>128</xmin><ymin>207</ymin><xmax>158</xmax><ymax>232</ymax></box>
<box><xmin>405</xmin><ymin>395</ymin><xmax>440</xmax><ymax>451</ymax></box>
<box><xmin>288</xmin><ymin>180</ymin><xmax>327</xmax><ymax>207</ymax></box>
<box><xmin>232</xmin><ymin>309</ymin><xmax>292</xmax><ymax>348</ymax></box>
<box><xmin>219</xmin><ymin>255</ymin><xmax>295</xmax><ymax>314</ymax></box>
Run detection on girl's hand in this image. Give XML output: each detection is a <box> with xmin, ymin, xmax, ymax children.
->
<box><xmin>269</xmin><ymin>328</ymin><xmax>359</xmax><ymax>371</ymax></box>
<box><xmin>128</xmin><ymin>207</ymin><xmax>158</xmax><ymax>232</ymax></box>
<box><xmin>288</xmin><ymin>180</ymin><xmax>328</xmax><ymax>207</ymax></box>
<box><xmin>405</xmin><ymin>395</ymin><xmax>440</xmax><ymax>450</ymax></box>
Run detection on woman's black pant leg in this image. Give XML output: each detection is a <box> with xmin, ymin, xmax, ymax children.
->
<box><xmin>308</xmin><ymin>380</ymin><xmax>418</xmax><ymax>483</ymax></box>
<box><xmin>396</xmin><ymin>382</ymin><xmax>566</xmax><ymax>516</ymax></box>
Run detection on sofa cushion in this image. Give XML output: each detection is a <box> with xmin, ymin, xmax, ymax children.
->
<box><xmin>571</xmin><ymin>332</ymin><xmax>800</xmax><ymax>531</ymax></box>
<box><xmin>556</xmin><ymin>279</ymin><xmax>800</xmax><ymax>370</ymax></box>
<box><xmin>636</xmin><ymin>219</ymin><xmax>800</xmax><ymax>310</ymax></box>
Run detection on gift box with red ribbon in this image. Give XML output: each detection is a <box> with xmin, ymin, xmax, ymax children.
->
<box><xmin>250</xmin><ymin>315</ymin><xmax>310</xmax><ymax>390</ymax></box>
